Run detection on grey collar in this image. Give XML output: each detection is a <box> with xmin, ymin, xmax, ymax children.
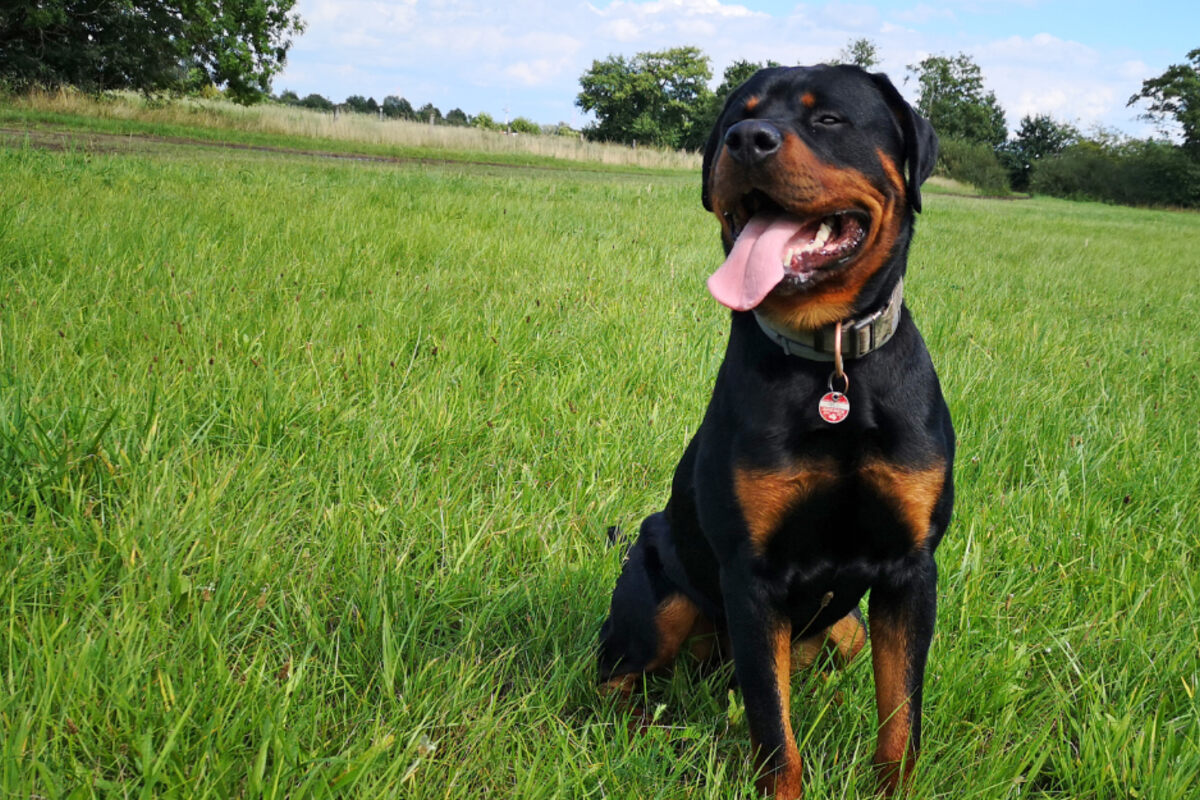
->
<box><xmin>752</xmin><ymin>279</ymin><xmax>905</xmax><ymax>362</ymax></box>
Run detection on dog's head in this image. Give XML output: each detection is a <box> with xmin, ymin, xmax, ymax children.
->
<box><xmin>702</xmin><ymin>65</ymin><xmax>937</xmax><ymax>328</ymax></box>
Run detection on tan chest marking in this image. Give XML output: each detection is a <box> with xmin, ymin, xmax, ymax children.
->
<box><xmin>859</xmin><ymin>460</ymin><xmax>945</xmax><ymax>548</ymax></box>
<box><xmin>734</xmin><ymin>461</ymin><xmax>839</xmax><ymax>552</ymax></box>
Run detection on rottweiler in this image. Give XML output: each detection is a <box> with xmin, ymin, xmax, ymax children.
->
<box><xmin>598</xmin><ymin>65</ymin><xmax>953</xmax><ymax>798</ymax></box>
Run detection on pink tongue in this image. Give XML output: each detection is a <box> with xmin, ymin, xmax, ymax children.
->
<box><xmin>707</xmin><ymin>214</ymin><xmax>810</xmax><ymax>311</ymax></box>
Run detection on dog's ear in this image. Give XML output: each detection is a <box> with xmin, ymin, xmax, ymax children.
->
<box><xmin>869</xmin><ymin>72</ymin><xmax>939</xmax><ymax>213</ymax></box>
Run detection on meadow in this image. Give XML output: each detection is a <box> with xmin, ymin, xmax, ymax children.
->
<box><xmin>1</xmin><ymin>114</ymin><xmax>1198</xmax><ymax>798</ymax></box>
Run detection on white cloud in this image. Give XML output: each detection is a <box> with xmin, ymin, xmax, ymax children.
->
<box><xmin>978</xmin><ymin>33</ymin><xmax>1101</xmax><ymax>69</ymax></box>
<box><xmin>334</xmin><ymin>31</ymin><xmax>383</xmax><ymax>49</ymax></box>
<box><xmin>589</xmin><ymin>0</ymin><xmax>767</xmax><ymax>44</ymax></box>
<box><xmin>601</xmin><ymin>18</ymin><xmax>645</xmax><ymax>41</ymax></box>
<box><xmin>1119</xmin><ymin>60</ymin><xmax>1150</xmax><ymax>81</ymax></box>
<box><xmin>305</xmin><ymin>0</ymin><xmax>417</xmax><ymax>32</ymax></box>
<box><xmin>505</xmin><ymin>55</ymin><xmax>578</xmax><ymax>87</ymax></box>
<box><xmin>968</xmin><ymin>33</ymin><xmax>1149</xmax><ymax>133</ymax></box>
<box><xmin>677</xmin><ymin>18</ymin><xmax>719</xmax><ymax>37</ymax></box>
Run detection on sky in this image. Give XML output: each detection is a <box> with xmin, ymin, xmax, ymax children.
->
<box><xmin>275</xmin><ymin>0</ymin><xmax>1199</xmax><ymax>140</ymax></box>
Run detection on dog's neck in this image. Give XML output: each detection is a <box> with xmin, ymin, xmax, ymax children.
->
<box><xmin>752</xmin><ymin>278</ymin><xmax>904</xmax><ymax>361</ymax></box>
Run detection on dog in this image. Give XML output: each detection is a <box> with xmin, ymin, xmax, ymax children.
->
<box><xmin>597</xmin><ymin>65</ymin><xmax>953</xmax><ymax>798</ymax></box>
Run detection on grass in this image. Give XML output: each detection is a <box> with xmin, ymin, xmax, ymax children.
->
<box><xmin>1</xmin><ymin>88</ymin><xmax>701</xmax><ymax>171</ymax></box>
<box><xmin>1</xmin><ymin>114</ymin><xmax>1199</xmax><ymax>799</ymax></box>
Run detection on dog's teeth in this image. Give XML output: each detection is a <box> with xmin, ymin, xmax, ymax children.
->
<box><xmin>815</xmin><ymin>222</ymin><xmax>832</xmax><ymax>246</ymax></box>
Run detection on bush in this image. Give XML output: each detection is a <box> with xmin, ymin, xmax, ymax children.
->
<box><xmin>1032</xmin><ymin>140</ymin><xmax>1200</xmax><ymax>208</ymax></box>
<box><xmin>1114</xmin><ymin>141</ymin><xmax>1200</xmax><ymax>207</ymax></box>
<box><xmin>509</xmin><ymin>117</ymin><xmax>541</xmax><ymax>135</ymax></box>
<box><xmin>936</xmin><ymin>137</ymin><xmax>1011</xmax><ymax>194</ymax></box>
<box><xmin>1029</xmin><ymin>141</ymin><xmax>1114</xmax><ymax>200</ymax></box>
<box><xmin>298</xmin><ymin>93</ymin><xmax>334</xmax><ymax>111</ymax></box>
<box><xmin>472</xmin><ymin>112</ymin><xmax>501</xmax><ymax>131</ymax></box>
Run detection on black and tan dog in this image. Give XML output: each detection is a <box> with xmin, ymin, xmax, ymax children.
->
<box><xmin>598</xmin><ymin>65</ymin><xmax>953</xmax><ymax>798</ymax></box>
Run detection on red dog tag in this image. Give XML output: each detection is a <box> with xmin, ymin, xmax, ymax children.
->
<box><xmin>818</xmin><ymin>391</ymin><xmax>850</xmax><ymax>424</ymax></box>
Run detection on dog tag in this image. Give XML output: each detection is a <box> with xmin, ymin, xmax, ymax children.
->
<box><xmin>818</xmin><ymin>391</ymin><xmax>850</xmax><ymax>424</ymax></box>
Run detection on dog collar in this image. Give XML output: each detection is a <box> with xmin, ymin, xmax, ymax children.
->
<box><xmin>752</xmin><ymin>279</ymin><xmax>904</xmax><ymax>362</ymax></box>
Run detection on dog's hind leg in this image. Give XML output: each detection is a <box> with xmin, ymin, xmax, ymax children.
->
<box><xmin>792</xmin><ymin>606</ymin><xmax>868</xmax><ymax>670</ymax></box>
<box><xmin>598</xmin><ymin>513</ymin><xmax>705</xmax><ymax>696</ymax></box>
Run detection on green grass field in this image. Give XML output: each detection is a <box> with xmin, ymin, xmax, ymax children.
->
<box><xmin>2</xmin><ymin>117</ymin><xmax>1199</xmax><ymax>798</ymax></box>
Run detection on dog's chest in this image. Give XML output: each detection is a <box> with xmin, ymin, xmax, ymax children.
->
<box><xmin>733</xmin><ymin>457</ymin><xmax>945</xmax><ymax>557</ymax></box>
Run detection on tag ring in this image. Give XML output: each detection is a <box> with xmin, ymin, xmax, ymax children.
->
<box><xmin>828</xmin><ymin>321</ymin><xmax>849</xmax><ymax>394</ymax></box>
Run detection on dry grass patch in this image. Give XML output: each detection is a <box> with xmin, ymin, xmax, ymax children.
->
<box><xmin>8</xmin><ymin>88</ymin><xmax>702</xmax><ymax>170</ymax></box>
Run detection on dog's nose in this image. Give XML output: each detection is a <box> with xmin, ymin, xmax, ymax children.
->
<box><xmin>723</xmin><ymin>120</ymin><xmax>783</xmax><ymax>166</ymax></box>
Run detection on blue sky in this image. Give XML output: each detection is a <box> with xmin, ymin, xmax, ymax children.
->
<box><xmin>276</xmin><ymin>1</ymin><xmax>1199</xmax><ymax>139</ymax></box>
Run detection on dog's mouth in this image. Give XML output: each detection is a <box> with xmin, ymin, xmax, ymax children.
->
<box><xmin>709</xmin><ymin>191</ymin><xmax>870</xmax><ymax>311</ymax></box>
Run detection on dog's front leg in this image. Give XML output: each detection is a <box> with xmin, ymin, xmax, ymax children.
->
<box><xmin>722</xmin><ymin>572</ymin><xmax>801</xmax><ymax>799</ymax></box>
<box><xmin>868</xmin><ymin>554</ymin><xmax>937</xmax><ymax>795</ymax></box>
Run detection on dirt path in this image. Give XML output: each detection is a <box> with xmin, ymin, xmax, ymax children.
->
<box><xmin>0</xmin><ymin>125</ymin><xmax>589</xmax><ymax>173</ymax></box>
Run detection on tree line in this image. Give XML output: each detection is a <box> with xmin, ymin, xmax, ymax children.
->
<box><xmin>270</xmin><ymin>90</ymin><xmax>576</xmax><ymax>136</ymax></box>
<box><xmin>576</xmin><ymin>42</ymin><xmax>1200</xmax><ymax>208</ymax></box>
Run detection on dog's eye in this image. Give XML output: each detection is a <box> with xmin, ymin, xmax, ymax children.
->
<box><xmin>815</xmin><ymin>113</ymin><xmax>844</xmax><ymax>127</ymax></box>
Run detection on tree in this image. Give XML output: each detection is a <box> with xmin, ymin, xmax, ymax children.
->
<box><xmin>298</xmin><ymin>92</ymin><xmax>333</xmax><ymax>111</ymax></box>
<box><xmin>416</xmin><ymin>103</ymin><xmax>442</xmax><ymax>124</ymax></box>
<box><xmin>908</xmin><ymin>53</ymin><xmax>1008</xmax><ymax>148</ymax></box>
<box><xmin>0</xmin><ymin>0</ymin><xmax>304</xmax><ymax>104</ymax></box>
<box><xmin>1020</xmin><ymin>114</ymin><xmax>1080</xmax><ymax>158</ymax></box>
<box><xmin>997</xmin><ymin>113</ymin><xmax>1079</xmax><ymax>190</ymax></box>
<box><xmin>277</xmin><ymin>89</ymin><xmax>299</xmax><ymax>104</ymax></box>
<box><xmin>1128</xmin><ymin>48</ymin><xmax>1200</xmax><ymax>156</ymax></box>
<box><xmin>833</xmin><ymin>38</ymin><xmax>880</xmax><ymax>69</ymax></box>
<box><xmin>344</xmin><ymin>95</ymin><xmax>371</xmax><ymax>113</ymax></box>
<box><xmin>381</xmin><ymin>95</ymin><xmax>414</xmax><ymax>120</ymax></box>
<box><xmin>1019</xmin><ymin>113</ymin><xmax>1078</xmax><ymax>156</ymax></box>
<box><xmin>577</xmin><ymin>46</ymin><xmax>713</xmax><ymax>149</ymax></box>
<box><xmin>445</xmin><ymin>107</ymin><xmax>469</xmax><ymax>126</ymax></box>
